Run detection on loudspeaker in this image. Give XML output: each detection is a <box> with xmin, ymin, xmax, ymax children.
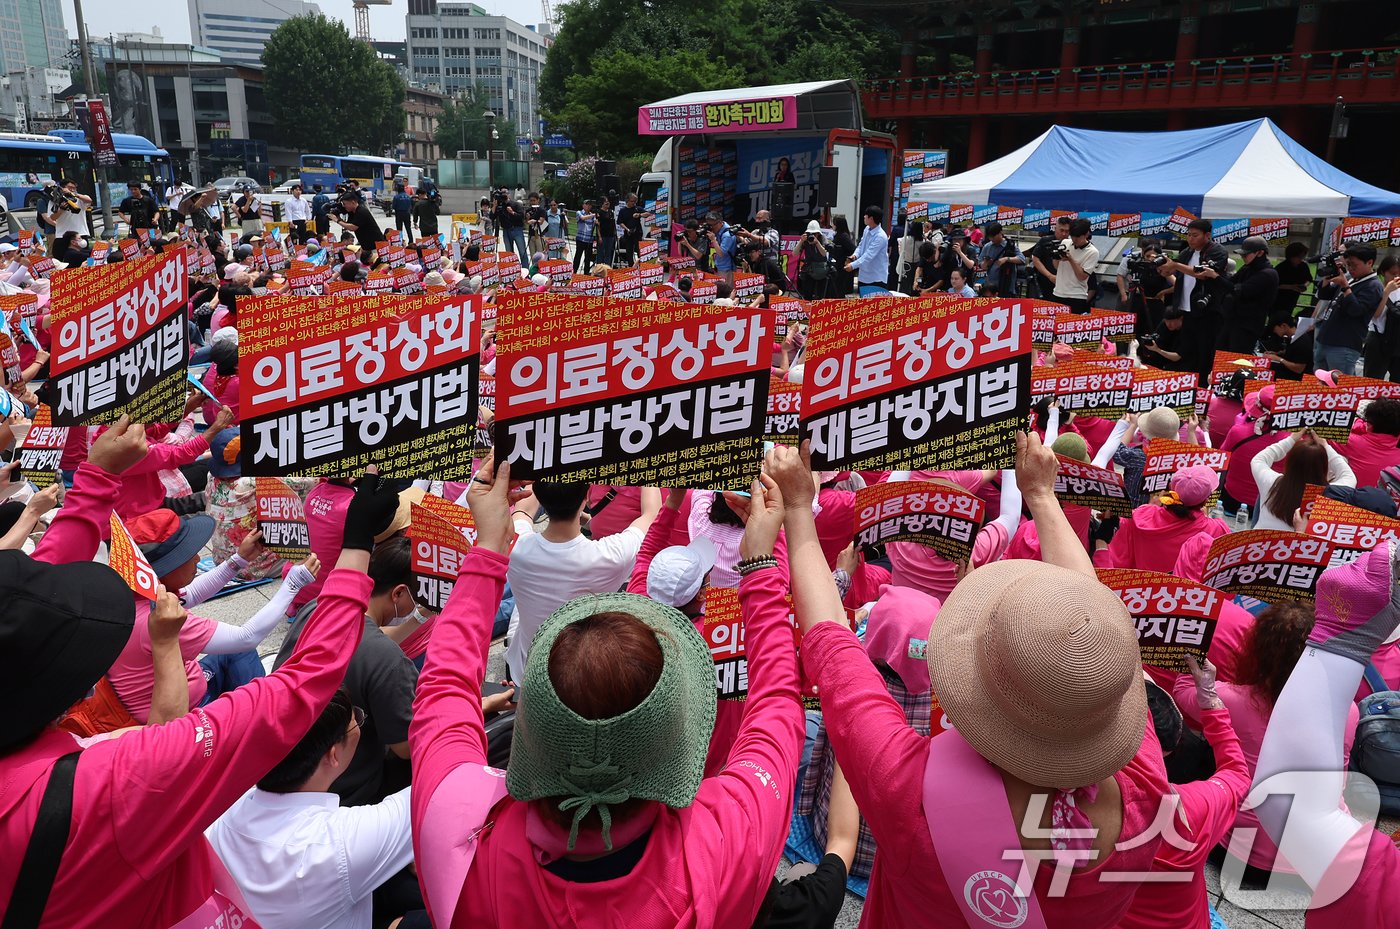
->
<box><xmin>816</xmin><ymin>166</ymin><xmax>838</xmax><ymax>207</ymax></box>
<box><xmin>595</xmin><ymin>161</ymin><xmax>616</xmax><ymax>191</ymax></box>
<box><xmin>599</xmin><ymin>175</ymin><xmax>622</xmax><ymax>197</ymax></box>
<box><xmin>770</xmin><ymin>181</ymin><xmax>794</xmax><ymax>221</ymax></box>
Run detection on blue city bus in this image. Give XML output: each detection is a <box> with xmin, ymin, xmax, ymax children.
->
<box><xmin>0</xmin><ymin>130</ymin><xmax>175</xmax><ymax>209</ymax></box>
<box><xmin>299</xmin><ymin>154</ymin><xmax>404</xmax><ymax>202</ymax></box>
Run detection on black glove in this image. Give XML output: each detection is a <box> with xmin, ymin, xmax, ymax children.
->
<box><xmin>342</xmin><ymin>471</ymin><xmax>401</xmax><ymax>552</ymax></box>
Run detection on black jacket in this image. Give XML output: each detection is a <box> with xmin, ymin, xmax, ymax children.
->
<box><xmin>1174</xmin><ymin>241</ymin><xmax>1231</xmax><ymax>315</ymax></box>
<box><xmin>1318</xmin><ymin>272</ymin><xmax>1384</xmax><ymax>352</ymax></box>
<box><xmin>1228</xmin><ymin>254</ymin><xmax>1280</xmax><ymax>327</ymax></box>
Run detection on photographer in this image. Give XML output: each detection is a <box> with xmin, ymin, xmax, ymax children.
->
<box><xmin>977</xmin><ymin>221</ymin><xmax>1023</xmax><ymax>297</ymax></box>
<box><xmin>42</xmin><ymin>179</ymin><xmax>92</xmax><ymax>240</ymax></box>
<box><xmin>1220</xmin><ymin>236</ymin><xmax>1279</xmax><ymax>353</ymax></box>
<box><xmin>1315</xmin><ymin>242</ymin><xmax>1382</xmax><ymax>373</ymax></box>
<box><xmin>936</xmin><ymin>229</ymin><xmax>976</xmax><ymax>292</ymax></box>
<box><xmin>525</xmin><ymin>192</ymin><xmax>548</xmax><ymax>258</ymax></box>
<box><xmin>1120</xmin><ymin>242</ymin><xmax>1176</xmax><ymax>337</ymax></box>
<box><xmin>1138</xmin><ymin>308</ymin><xmax>1200</xmax><ymax>373</ymax></box>
<box><xmin>1030</xmin><ymin>215</ymin><xmax>1071</xmax><ymax>298</ymax></box>
<box><xmin>743</xmin><ymin>240</ymin><xmax>789</xmax><ymax>294</ymax></box>
<box><xmin>616</xmin><ymin>192</ymin><xmax>645</xmax><ymax>265</ymax></box>
<box><xmin>1160</xmin><ymin>218</ymin><xmax>1230</xmax><ymax>377</ymax></box>
<box><xmin>1051</xmin><ymin>217</ymin><xmax>1099</xmax><ymax>314</ymax></box>
<box><xmin>495</xmin><ymin>189</ymin><xmax>529</xmax><ymax>267</ymax></box>
<box><xmin>1363</xmin><ymin>256</ymin><xmax>1400</xmax><ymax>380</ymax></box>
<box><xmin>677</xmin><ymin>218</ymin><xmax>711</xmax><ymax>274</ymax></box>
<box><xmin>117</xmin><ymin>181</ymin><xmax>159</xmax><ymax>235</ymax></box>
<box><xmin>796</xmin><ymin>220</ymin><xmax>829</xmax><ymax>299</ymax></box>
<box><xmin>736</xmin><ymin>209</ymin><xmax>780</xmax><ymax>264</ymax></box>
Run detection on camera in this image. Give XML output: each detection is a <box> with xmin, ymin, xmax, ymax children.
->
<box><xmin>1138</xmin><ymin>333</ymin><xmax>1157</xmax><ymax>345</ymax></box>
<box><xmin>1309</xmin><ymin>250</ymin><xmax>1345</xmax><ymax>275</ymax></box>
<box><xmin>1126</xmin><ymin>254</ymin><xmax>1167</xmax><ymax>274</ymax></box>
<box><xmin>55</xmin><ymin>189</ymin><xmax>82</xmax><ymax>213</ymax></box>
<box><xmin>1054</xmin><ymin>241</ymin><xmax>1071</xmax><ymax>257</ymax></box>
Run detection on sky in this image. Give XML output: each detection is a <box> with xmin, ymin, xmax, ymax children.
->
<box><xmin>60</xmin><ymin>0</ymin><xmax>545</xmax><ymax>48</ymax></box>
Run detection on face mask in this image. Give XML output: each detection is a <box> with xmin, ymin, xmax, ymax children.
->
<box><xmin>387</xmin><ymin>596</ymin><xmax>429</xmax><ymax>627</ymax></box>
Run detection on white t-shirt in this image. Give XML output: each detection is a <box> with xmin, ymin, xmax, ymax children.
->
<box><xmin>54</xmin><ymin>202</ymin><xmax>87</xmax><ymax>237</ymax></box>
<box><xmin>505</xmin><ymin>524</ymin><xmax>644</xmax><ymax>679</ymax></box>
<box><xmin>1178</xmin><ymin>249</ymin><xmax>1201</xmax><ymax>312</ymax></box>
<box><xmin>206</xmin><ymin>787</ymin><xmax>413</xmax><ymax>929</ymax></box>
<box><xmin>1053</xmin><ymin>241</ymin><xmax>1100</xmax><ymax>300</ymax></box>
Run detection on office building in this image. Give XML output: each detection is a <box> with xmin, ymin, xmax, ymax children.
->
<box><xmin>0</xmin><ymin>0</ymin><xmax>67</xmax><ymax>74</ymax></box>
<box><xmin>187</xmin><ymin>0</ymin><xmax>322</xmax><ymax>66</ymax></box>
<box><xmin>405</xmin><ymin>0</ymin><xmax>547</xmax><ymax>137</ymax></box>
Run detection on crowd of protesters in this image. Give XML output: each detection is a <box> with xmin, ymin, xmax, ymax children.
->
<box><xmin>5</xmin><ymin>175</ymin><xmax>1400</xmax><ymax>929</ymax></box>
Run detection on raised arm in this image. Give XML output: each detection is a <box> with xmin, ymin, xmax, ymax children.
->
<box><xmin>1092</xmin><ymin>416</ymin><xmax>1132</xmax><ymax>468</ymax></box>
<box><xmin>1170</xmin><ymin>657</ymin><xmax>1253</xmax><ymax>858</ymax></box>
<box><xmin>202</xmin><ymin>559</ymin><xmax>318</xmax><ymax>653</ymax></box>
<box><xmin>33</xmin><ymin>418</ymin><xmax>148</xmax><ymax>564</ymax></box>
<box><xmin>146</xmin><ymin>589</ymin><xmax>191</xmax><ymax>725</ymax></box>
<box><xmin>1018</xmin><ymin>431</ymin><xmax>1094</xmax><ymax>576</ymax></box>
<box><xmin>628</xmin><ymin>487</ymin><xmax>683</xmax><ymax>595</ymax></box>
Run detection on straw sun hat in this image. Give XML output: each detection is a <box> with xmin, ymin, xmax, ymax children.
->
<box><xmin>927</xmin><ymin>560</ymin><xmax>1147</xmax><ymax>789</ymax></box>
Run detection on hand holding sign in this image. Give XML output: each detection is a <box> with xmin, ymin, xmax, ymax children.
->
<box><xmin>88</xmin><ymin>415</ymin><xmax>148</xmax><ymax>474</ymax></box>
<box><xmin>765</xmin><ymin>442</ymin><xmax>816</xmax><ymax>513</ymax></box>
<box><xmin>465</xmin><ymin>453</ymin><xmax>516</xmax><ymax>556</ymax></box>
<box><xmin>237</xmin><ymin>527</ymin><xmax>266</xmax><ymax>562</ymax></box>
<box><xmin>741</xmin><ymin>473</ymin><xmax>784</xmax><ymax>561</ymax></box>
<box><xmin>148</xmin><ymin>586</ymin><xmax>189</xmax><ymax>645</ymax></box>
<box><xmin>1015</xmin><ymin>430</ymin><xmax>1058</xmax><ymax>501</ymax></box>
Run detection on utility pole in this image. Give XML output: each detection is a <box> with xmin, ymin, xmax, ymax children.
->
<box><xmin>72</xmin><ymin>0</ymin><xmax>115</xmax><ymax>237</ymax></box>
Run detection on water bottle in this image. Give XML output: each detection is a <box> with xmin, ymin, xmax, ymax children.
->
<box><xmin>1236</xmin><ymin>505</ymin><xmax>1250</xmax><ymax>530</ymax></box>
<box><xmin>1209</xmin><ymin>501</ymin><xmax>1225</xmax><ymax>520</ymax></box>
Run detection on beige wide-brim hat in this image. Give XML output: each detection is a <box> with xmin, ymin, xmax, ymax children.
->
<box><xmin>928</xmin><ymin>560</ymin><xmax>1147</xmax><ymax>789</ymax></box>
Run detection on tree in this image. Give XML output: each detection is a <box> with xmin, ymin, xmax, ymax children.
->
<box><xmin>434</xmin><ymin>89</ymin><xmax>519</xmax><ymax>158</ymax></box>
<box><xmin>263</xmin><ymin>14</ymin><xmax>406</xmax><ymax>154</ymax></box>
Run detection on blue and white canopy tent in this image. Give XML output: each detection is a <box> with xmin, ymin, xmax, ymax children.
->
<box><xmin>909</xmin><ymin>119</ymin><xmax>1400</xmax><ymax>218</ymax></box>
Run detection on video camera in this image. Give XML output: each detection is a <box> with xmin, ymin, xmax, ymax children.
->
<box><xmin>1309</xmin><ymin>250</ymin><xmax>1346</xmax><ymax>275</ymax></box>
<box><xmin>54</xmin><ymin>188</ymin><xmax>82</xmax><ymax>213</ymax></box>
<box><xmin>1054</xmin><ymin>240</ymin><xmax>1072</xmax><ymax>258</ymax></box>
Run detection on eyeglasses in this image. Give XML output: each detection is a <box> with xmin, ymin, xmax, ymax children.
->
<box><xmin>348</xmin><ymin>706</ymin><xmax>367</xmax><ymax>734</ymax></box>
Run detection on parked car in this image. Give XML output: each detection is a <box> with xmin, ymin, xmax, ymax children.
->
<box><xmin>213</xmin><ymin>176</ymin><xmax>262</xmax><ymax>199</ymax></box>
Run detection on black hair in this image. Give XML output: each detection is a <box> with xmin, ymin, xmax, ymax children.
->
<box><xmin>1284</xmin><ymin>241</ymin><xmax>1309</xmax><ymax>260</ymax></box>
<box><xmin>708</xmin><ymin>491</ymin><xmax>744</xmax><ymax>528</ymax></box>
<box><xmin>985</xmin><ymin>221</ymin><xmax>1003</xmax><ymax>238</ymax></box>
<box><xmin>368</xmin><ymin>535</ymin><xmax>413</xmax><ymax>598</ymax></box>
<box><xmin>1186</xmin><ymin>218</ymin><xmax>1213</xmax><ymax>236</ymax></box>
<box><xmin>1345</xmin><ymin>242</ymin><xmax>1378</xmax><ymax>264</ymax></box>
<box><xmin>533</xmin><ymin>481</ymin><xmax>590</xmax><ymax>522</ymax></box>
<box><xmin>1365</xmin><ymin>398</ymin><xmax>1400</xmax><ymax>436</ymax></box>
<box><xmin>210</xmin><ymin>339</ymin><xmax>238</xmax><ymax>377</ymax></box>
<box><xmin>1145</xmin><ymin>679</ymin><xmax>1183</xmax><ymax>755</ymax></box>
<box><xmin>1068</xmin><ymin>217</ymin><xmax>1091</xmax><ymax>238</ymax></box>
<box><xmin>257</xmin><ymin>689</ymin><xmax>354</xmax><ymax>792</ymax></box>
<box><xmin>919</xmin><ymin>241</ymin><xmax>936</xmax><ymax>260</ymax></box>
<box><xmin>716</xmin><ymin>280</ymin><xmax>734</xmax><ymax>299</ymax></box>
<box><xmin>1055</xmin><ymin>215</ymin><xmax>1071</xmax><ymax>227</ymax></box>
<box><xmin>863</xmin><ymin>205</ymin><xmax>884</xmax><ymax>225</ymax></box>
<box><xmin>1379</xmin><ymin>256</ymin><xmax>1400</xmax><ymax>276</ymax></box>
<box><xmin>832</xmin><ymin>215</ymin><xmax>851</xmax><ymax>236</ymax></box>
<box><xmin>340</xmin><ymin>261</ymin><xmax>360</xmax><ymax>282</ymax></box>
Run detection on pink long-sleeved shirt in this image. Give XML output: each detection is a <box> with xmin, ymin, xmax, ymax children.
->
<box><xmin>112</xmin><ymin>431</ymin><xmax>210</xmax><ymax>519</ymax></box>
<box><xmin>0</xmin><ymin>462</ymin><xmax>370</xmax><ymax>927</ymax></box>
<box><xmin>800</xmin><ymin>620</ymin><xmax>1170</xmax><ymax>929</ymax></box>
<box><xmin>410</xmin><ymin>547</ymin><xmax>804</xmax><ymax>928</ymax></box>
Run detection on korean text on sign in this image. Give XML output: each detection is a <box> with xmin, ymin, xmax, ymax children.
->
<box><xmin>17</xmin><ymin>405</ymin><xmax>67</xmax><ymax>489</ymax></box>
<box><xmin>1306</xmin><ymin>498</ymin><xmax>1400</xmax><ymax>568</ymax></box>
<box><xmin>801</xmin><ymin>297</ymin><xmax>1031</xmax><ymax>473</ymax></box>
<box><xmin>1097</xmin><ymin>568</ymin><xmax>1223</xmax><ymax>673</ymax></box>
<box><xmin>239</xmin><ymin>293</ymin><xmax>481</xmax><ymax>479</ymax></box>
<box><xmin>408</xmin><ymin>502</ymin><xmax>473</xmax><ymax>612</ymax></box>
<box><xmin>254</xmin><ymin>478</ymin><xmax>311</xmax><ymax>560</ymax></box>
<box><xmin>1270</xmin><ymin>380</ymin><xmax>1358</xmax><ymax>441</ymax></box>
<box><xmin>1054</xmin><ymin>454</ymin><xmax>1132</xmax><ymax>517</ymax></box>
<box><xmin>1140</xmin><ymin>439</ymin><xmax>1230</xmax><ymax>502</ymax></box>
<box><xmin>494</xmin><ymin>293</ymin><xmax>770</xmax><ymax>490</ymax></box>
<box><xmin>49</xmin><ymin>247</ymin><xmax>189</xmax><ymax>425</ymax></box>
<box><xmin>852</xmin><ymin>480</ymin><xmax>987</xmax><ymax>563</ymax></box>
<box><xmin>1201</xmin><ymin>530</ymin><xmax>1332</xmax><ymax>601</ymax></box>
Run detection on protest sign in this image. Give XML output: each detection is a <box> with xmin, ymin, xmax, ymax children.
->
<box><xmin>1140</xmin><ymin>439</ymin><xmax>1230</xmax><ymax>504</ymax></box>
<box><xmin>1270</xmin><ymin>380</ymin><xmax>1358</xmax><ymax>441</ymax></box>
<box><xmin>408</xmin><ymin>503</ymin><xmax>471</xmax><ymax>612</ymax></box>
<box><xmin>0</xmin><ymin>292</ymin><xmax>38</xmax><ymax>329</ymax></box>
<box><xmin>638</xmin><ymin>261</ymin><xmax>664</xmax><ymax>288</ymax></box>
<box><xmin>364</xmin><ymin>266</ymin><xmax>394</xmax><ymax>293</ymax></box>
<box><xmin>108</xmin><ymin>513</ymin><xmax>161</xmax><ymax>601</ymax></box>
<box><xmin>688</xmin><ymin>278</ymin><xmax>718</xmax><ymax>304</ymax></box>
<box><xmin>1337</xmin><ymin>374</ymin><xmax>1400</xmax><ymax>402</ymax></box>
<box><xmin>495</xmin><ymin>293</ymin><xmax>770</xmax><ymax>487</ymax></box>
<box><xmin>1096</xmin><ymin>568</ymin><xmax>1223</xmax><ymax>672</ymax></box>
<box><xmin>1074</xmin><ymin>351</ymin><xmax>1133</xmax><ymax>371</ymax></box>
<box><xmin>15</xmin><ymin>404</ymin><xmax>65</xmax><ymax>489</ymax></box>
<box><xmin>254</xmin><ymin>478</ymin><xmax>310</xmax><ymax>560</ymax></box>
<box><xmin>394</xmin><ymin>267</ymin><xmax>423</xmax><ymax>295</ymax></box>
<box><xmin>326</xmin><ymin>280</ymin><xmax>363</xmax><ymax>296</ymax></box>
<box><xmin>802</xmin><ymin>297</ymin><xmax>1031</xmax><ymax>473</ymax></box>
<box><xmin>1201</xmin><ymin>529</ymin><xmax>1332</xmax><ymax>601</ymax></box>
<box><xmin>702</xmin><ymin>586</ymin><xmax>750</xmax><ymax>700</ymax></box>
<box><xmin>418</xmin><ymin>491</ymin><xmax>480</xmax><ymax>545</ymax></box>
<box><xmin>1054</xmin><ymin>312</ymin><xmax>1102</xmax><ymax>349</ymax></box>
<box><xmin>1055</xmin><ymin>454</ymin><xmax>1132</xmax><ymax>516</ymax></box>
<box><xmin>49</xmin><ymin>247</ymin><xmax>188</xmax><ymax>425</ymax></box>
<box><xmin>1306</xmin><ymin>497</ymin><xmax>1400</xmax><ymax>567</ymax></box>
<box><xmin>1129</xmin><ymin>368</ymin><xmax>1199</xmax><ymax>417</ymax></box>
<box><xmin>539</xmin><ymin>258</ymin><xmax>573</xmax><ymax>288</ymax></box>
<box><xmin>239</xmin><ymin>292</ymin><xmax>481</xmax><ymax>478</ymax></box>
<box><xmin>733</xmin><ymin>272</ymin><xmax>764</xmax><ymax>302</ymax></box>
<box><xmin>1031</xmin><ymin>305</ymin><xmax>1057</xmax><ymax>351</ymax></box>
<box><xmin>1030</xmin><ymin>361</ymin><xmax>1132</xmax><ymax>419</ymax></box>
<box><xmin>852</xmin><ymin>481</ymin><xmax>986</xmax><ymax>563</ymax></box>
<box><xmin>765</xmin><ymin>379</ymin><xmax>802</xmax><ymax>445</ymax></box>
<box><xmin>0</xmin><ymin>320</ymin><xmax>19</xmax><ymax>386</ymax></box>
<box><xmin>605</xmin><ymin>267</ymin><xmax>641</xmax><ymax>299</ymax></box>
<box><xmin>1210</xmin><ymin>351</ymin><xmax>1274</xmax><ymax>393</ymax></box>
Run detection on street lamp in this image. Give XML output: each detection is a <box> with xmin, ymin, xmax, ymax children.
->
<box><xmin>458</xmin><ymin>107</ymin><xmax>498</xmax><ymax>192</ymax></box>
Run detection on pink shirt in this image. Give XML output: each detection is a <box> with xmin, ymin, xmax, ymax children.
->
<box><xmin>1340</xmin><ymin>428</ymin><xmax>1400</xmax><ymax>491</ymax></box>
<box><xmin>410</xmin><ymin>549</ymin><xmax>803</xmax><ymax>928</ymax></box>
<box><xmin>201</xmin><ymin>367</ymin><xmax>239</xmax><ymax>424</ymax></box>
<box><xmin>688</xmin><ymin>491</ymin><xmax>744</xmax><ymax>587</ymax></box>
<box><xmin>814</xmin><ymin>486</ymin><xmax>856</xmax><ymax>569</ymax></box>
<box><xmin>0</xmin><ymin>463</ymin><xmax>370</xmax><ymax>927</ymax></box>
<box><xmin>107</xmin><ymin>600</ymin><xmax>218</xmax><ymax>723</ymax></box>
<box><xmin>295</xmin><ymin>481</ymin><xmax>355</xmax><ymax>612</ymax></box>
<box><xmin>1307</xmin><ymin>829</ymin><xmax>1400</xmax><ymax>929</ymax></box>
<box><xmin>1222</xmin><ymin>428</ymin><xmax>1287</xmax><ymax>506</ymax></box>
<box><xmin>111</xmin><ymin>431</ymin><xmax>210</xmax><ymax>519</ymax></box>
<box><xmin>1117</xmin><ymin>708</ymin><xmax>1252</xmax><ymax>929</ymax></box>
<box><xmin>800</xmin><ymin>622</ymin><xmax>1170</xmax><ymax>928</ymax></box>
<box><xmin>1098</xmin><ymin>504</ymin><xmax>1230</xmax><ymax>575</ymax></box>
<box><xmin>888</xmin><ymin>521</ymin><xmax>1010</xmax><ymax>602</ymax></box>
<box><xmin>1172</xmin><ymin>679</ymin><xmax>1359</xmax><ymax>872</ymax></box>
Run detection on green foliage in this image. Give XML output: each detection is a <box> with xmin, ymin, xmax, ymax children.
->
<box><xmin>263</xmin><ymin>14</ymin><xmax>406</xmax><ymax>154</ymax></box>
<box><xmin>541</xmin><ymin>0</ymin><xmax>897</xmax><ymax>158</ymax></box>
<box><xmin>435</xmin><ymin>89</ymin><xmax>520</xmax><ymax>159</ymax></box>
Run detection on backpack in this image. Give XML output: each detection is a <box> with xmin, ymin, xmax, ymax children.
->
<box><xmin>1351</xmin><ymin>663</ymin><xmax>1400</xmax><ymax>816</ymax></box>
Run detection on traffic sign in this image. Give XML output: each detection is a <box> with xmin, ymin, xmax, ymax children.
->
<box><xmin>516</xmin><ymin>136</ymin><xmax>532</xmax><ymax>147</ymax></box>
<box><xmin>544</xmin><ymin>133</ymin><xmax>574</xmax><ymax>148</ymax></box>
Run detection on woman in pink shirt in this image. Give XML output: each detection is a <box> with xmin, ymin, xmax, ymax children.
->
<box><xmin>410</xmin><ymin>452</ymin><xmax>805</xmax><ymax>929</ymax></box>
<box><xmin>1098</xmin><ymin>465</ymin><xmax>1230</xmax><ymax>573</ymax></box>
<box><xmin>887</xmin><ymin>468</ymin><xmax>1022</xmax><ymax>601</ymax></box>
<box><xmin>799</xmin><ymin>433</ymin><xmax>1169</xmax><ymax>928</ymax></box>
<box><xmin>1253</xmin><ymin>544</ymin><xmax>1400</xmax><ymax>929</ymax></box>
<box><xmin>1341</xmin><ymin>398</ymin><xmax>1400</xmax><ymax>490</ymax></box>
<box><xmin>200</xmin><ymin>337</ymin><xmax>240</xmax><ymax>425</ymax></box>
<box><xmin>103</xmin><ymin>403</ymin><xmax>233</xmax><ymax>520</ymax></box>
<box><xmin>0</xmin><ymin>424</ymin><xmax>404</xmax><ymax>928</ymax></box>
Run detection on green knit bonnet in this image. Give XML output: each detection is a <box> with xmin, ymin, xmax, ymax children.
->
<box><xmin>506</xmin><ymin>592</ymin><xmax>718</xmax><ymax>851</ymax></box>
